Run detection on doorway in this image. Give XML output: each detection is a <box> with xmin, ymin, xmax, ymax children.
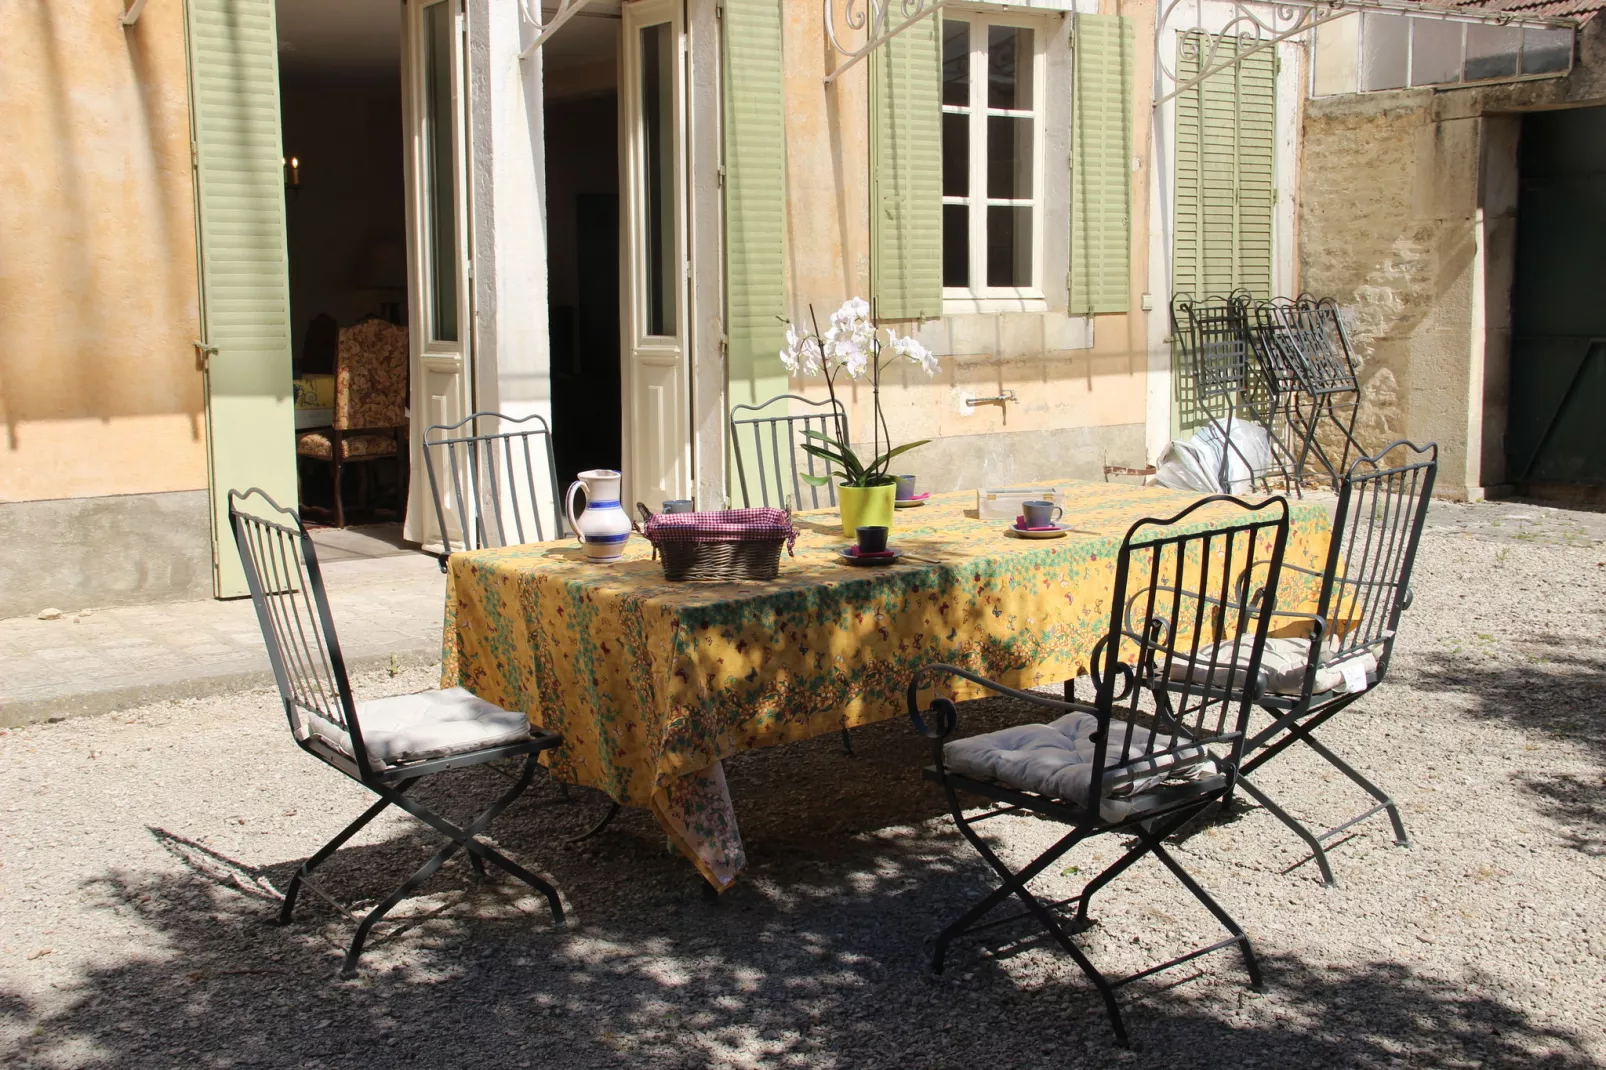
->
<box><xmin>276</xmin><ymin>0</ymin><xmax>410</xmax><ymax>530</ymax></box>
<box><xmin>543</xmin><ymin>5</ymin><xmax>623</xmax><ymax>495</ymax></box>
<box><xmin>1508</xmin><ymin>104</ymin><xmax>1606</xmax><ymax>500</ymax></box>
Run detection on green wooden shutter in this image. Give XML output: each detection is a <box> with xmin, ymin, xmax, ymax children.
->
<box><xmin>1070</xmin><ymin>14</ymin><xmax>1135</xmax><ymax>316</ymax></box>
<box><xmin>187</xmin><ymin>0</ymin><xmax>297</xmax><ymax>597</ymax></box>
<box><xmin>870</xmin><ymin>17</ymin><xmax>942</xmax><ymax>321</ymax></box>
<box><xmin>723</xmin><ymin>0</ymin><xmax>789</xmax><ymax>409</ymax></box>
<box><xmin>1173</xmin><ymin>31</ymin><xmax>1276</xmax><ymax>298</ymax></box>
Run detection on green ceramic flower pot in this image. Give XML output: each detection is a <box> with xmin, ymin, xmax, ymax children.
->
<box><xmin>837</xmin><ymin>482</ymin><xmax>897</xmax><ymax>538</ymax></box>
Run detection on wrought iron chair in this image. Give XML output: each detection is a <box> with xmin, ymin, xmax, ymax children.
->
<box><xmin>1252</xmin><ymin>296</ymin><xmax>1365</xmax><ymax>490</ymax></box>
<box><xmin>1219</xmin><ymin>441</ymin><xmax>1437</xmax><ymax>885</ymax></box>
<box><xmin>423</xmin><ymin>411</ymin><xmax>566</xmax><ymax>572</ymax></box>
<box><xmin>729</xmin><ymin>394</ymin><xmax>848</xmax><ymax>509</ymax></box>
<box><xmin>907</xmin><ymin>494</ymin><xmax>1291</xmax><ymax>1045</ymax></box>
<box><xmin>228</xmin><ymin>488</ymin><xmax>565</xmax><ymax>976</ymax></box>
<box><xmin>1171</xmin><ymin>292</ymin><xmax>1292</xmax><ymax>494</ymax></box>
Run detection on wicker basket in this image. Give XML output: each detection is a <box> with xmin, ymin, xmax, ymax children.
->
<box><xmin>657</xmin><ymin>539</ymin><xmax>784</xmax><ymax>581</ymax></box>
<box><xmin>642</xmin><ymin>506</ymin><xmax>795</xmax><ymax>581</ymax></box>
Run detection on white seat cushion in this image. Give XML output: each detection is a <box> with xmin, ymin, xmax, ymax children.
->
<box><xmin>309</xmin><ymin>687</ymin><xmax>533</xmax><ymax>768</ymax></box>
<box><xmin>1168</xmin><ymin>636</ymin><xmax>1378</xmax><ymax>696</ymax></box>
<box><xmin>942</xmin><ymin>710</ymin><xmax>1216</xmax><ymax>822</ymax></box>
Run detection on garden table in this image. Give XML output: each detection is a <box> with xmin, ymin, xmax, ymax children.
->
<box><xmin>441</xmin><ymin>481</ymin><xmax>1332</xmax><ymax>889</ymax></box>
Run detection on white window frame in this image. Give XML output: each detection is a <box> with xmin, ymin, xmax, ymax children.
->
<box><xmin>942</xmin><ymin>9</ymin><xmax>1051</xmax><ymax>314</ymax></box>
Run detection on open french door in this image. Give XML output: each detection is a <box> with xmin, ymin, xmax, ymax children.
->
<box><xmin>402</xmin><ymin>0</ymin><xmax>475</xmax><ymax>545</ymax></box>
<box><xmin>621</xmin><ymin>0</ymin><xmax>692</xmax><ymax>511</ymax></box>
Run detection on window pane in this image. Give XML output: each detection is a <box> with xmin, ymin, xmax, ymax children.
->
<box><xmin>986</xmin><ymin>205</ymin><xmax>1031</xmax><ymax>287</ymax></box>
<box><xmin>942</xmin><ymin>113</ymin><xmax>968</xmax><ymax>197</ymax></box>
<box><xmin>988</xmin><ymin>26</ymin><xmax>1033</xmax><ymax>110</ymax></box>
<box><xmin>1465</xmin><ymin>23</ymin><xmax>1520</xmax><ymax>81</ymax></box>
<box><xmin>641</xmin><ymin>23</ymin><xmax>676</xmax><ymax>336</ymax></box>
<box><xmin>1312</xmin><ymin>14</ymin><xmax>1360</xmax><ymax>97</ymax></box>
<box><xmin>943</xmin><ymin>20</ymin><xmax>970</xmax><ymax>107</ymax></box>
<box><xmin>1360</xmin><ymin>13</ymin><xmax>1408</xmax><ymax>91</ymax></box>
<box><xmin>1410</xmin><ymin>18</ymin><xmax>1462</xmax><ymax>86</ymax></box>
<box><xmin>1522</xmin><ymin>26</ymin><xmax>1572</xmax><ymax>74</ymax></box>
<box><xmin>987</xmin><ymin>115</ymin><xmax>1032</xmax><ymax>199</ymax></box>
<box><xmin>943</xmin><ymin>204</ymin><xmax>969</xmax><ymax>288</ymax></box>
<box><xmin>423</xmin><ymin>0</ymin><xmax>458</xmax><ymax>343</ymax></box>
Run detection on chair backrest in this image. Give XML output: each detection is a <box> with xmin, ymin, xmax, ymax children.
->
<box><xmin>228</xmin><ymin>489</ymin><xmax>374</xmax><ymax>780</ymax></box>
<box><xmin>1094</xmin><ymin>495</ymin><xmax>1291</xmax><ymax>815</ymax></box>
<box><xmin>1314</xmin><ymin>440</ymin><xmax>1437</xmax><ymax>684</ymax></box>
<box><xmin>1172</xmin><ymin>292</ymin><xmax>1254</xmax><ymax>403</ymax></box>
<box><xmin>1277</xmin><ymin>295</ymin><xmax>1359</xmax><ymax>396</ymax></box>
<box><xmin>423</xmin><ymin>411</ymin><xmax>565</xmax><ymax>558</ymax></box>
<box><xmin>333</xmin><ymin>319</ymin><xmax>408</xmax><ymax>431</ymax></box>
<box><xmin>1251</xmin><ymin>297</ymin><xmax>1313</xmax><ymax>400</ymax></box>
<box><xmin>729</xmin><ymin>394</ymin><xmax>848</xmax><ymax>510</ymax></box>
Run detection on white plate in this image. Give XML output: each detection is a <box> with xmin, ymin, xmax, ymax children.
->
<box><xmin>1003</xmin><ymin>523</ymin><xmax>1071</xmax><ymax>540</ymax></box>
<box><xmin>894</xmin><ymin>498</ymin><xmax>927</xmax><ymax>509</ymax></box>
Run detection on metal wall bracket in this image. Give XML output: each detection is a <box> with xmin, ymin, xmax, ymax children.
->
<box><xmin>520</xmin><ymin>0</ymin><xmax>597</xmax><ymax>61</ymax></box>
<box><xmin>824</xmin><ymin>0</ymin><xmax>951</xmax><ymax>86</ymax></box>
<box><xmin>120</xmin><ymin>0</ymin><xmax>148</xmax><ymax>27</ymax></box>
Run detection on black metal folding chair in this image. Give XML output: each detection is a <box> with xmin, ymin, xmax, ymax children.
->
<box><xmin>423</xmin><ymin>411</ymin><xmax>566</xmax><ymax>572</ymax></box>
<box><xmin>229</xmin><ymin>489</ymin><xmax>565</xmax><ymax>977</ymax></box>
<box><xmin>1172</xmin><ymin>292</ymin><xmax>1292</xmax><ymax>494</ymax></box>
<box><xmin>729</xmin><ymin>394</ymin><xmax>848</xmax><ymax>510</ymax></box>
<box><xmin>1219</xmin><ymin>441</ymin><xmax>1437</xmax><ymax>885</ymax></box>
<box><xmin>1252</xmin><ymin>296</ymin><xmax>1365</xmax><ymax>490</ymax></box>
<box><xmin>907</xmin><ymin>494</ymin><xmax>1291</xmax><ymax>1045</ymax></box>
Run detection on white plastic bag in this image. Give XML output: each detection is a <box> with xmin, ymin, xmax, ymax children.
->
<box><xmin>1155</xmin><ymin>422</ymin><xmax>1274</xmax><ymax>494</ymax></box>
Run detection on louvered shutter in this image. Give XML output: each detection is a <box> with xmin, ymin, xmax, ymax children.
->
<box><xmin>870</xmin><ymin>18</ymin><xmax>942</xmax><ymax>321</ymax></box>
<box><xmin>187</xmin><ymin>0</ymin><xmax>297</xmax><ymax>597</ymax></box>
<box><xmin>723</xmin><ymin>0</ymin><xmax>789</xmax><ymax>408</ymax></box>
<box><xmin>1173</xmin><ymin>32</ymin><xmax>1276</xmax><ymax>298</ymax></box>
<box><xmin>1070</xmin><ymin>14</ymin><xmax>1135</xmax><ymax>315</ymax></box>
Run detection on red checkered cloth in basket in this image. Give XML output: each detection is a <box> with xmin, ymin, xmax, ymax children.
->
<box><xmin>643</xmin><ymin>508</ymin><xmax>797</xmax><ymax>553</ymax></box>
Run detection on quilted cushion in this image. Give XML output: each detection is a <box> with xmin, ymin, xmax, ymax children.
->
<box><xmin>309</xmin><ymin>687</ymin><xmax>532</xmax><ymax>768</ymax></box>
<box><xmin>1168</xmin><ymin>636</ymin><xmax>1378</xmax><ymax>696</ymax></box>
<box><xmin>943</xmin><ymin>710</ymin><xmax>1216</xmax><ymax>821</ymax></box>
<box><xmin>296</xmin><ymin>429</ymin><xmax>399</xmax><ymax>461</ymax></box>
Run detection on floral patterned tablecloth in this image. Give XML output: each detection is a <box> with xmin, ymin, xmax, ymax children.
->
<box><xmin>441</xmin><ymin>481</ymin><xmax>1332</xmax><ymax>888</ymax></box>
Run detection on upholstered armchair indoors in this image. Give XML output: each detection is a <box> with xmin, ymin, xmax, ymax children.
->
<box><xmin>296</xmin><ymin>318</ymin><xmax>409</xmax><ymax>528</ymax></box>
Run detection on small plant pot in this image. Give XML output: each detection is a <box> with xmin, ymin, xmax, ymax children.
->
<box><xmin>837</xmin><ymin>483</ymin><xmax>896</xmax><ymax>538</ymax></box>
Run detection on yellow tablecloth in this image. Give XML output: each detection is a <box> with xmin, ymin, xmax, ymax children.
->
<box><xmin>441</xmin><ymin>481</ymin><xmax>1332</xmax><ymax>888</ymax></box>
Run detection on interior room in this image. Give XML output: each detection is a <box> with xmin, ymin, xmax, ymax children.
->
<box><xmin>542</xmin><ymin>3</ymin><xmax>623</xmax><ymax>495</ymax></box>
<box><xmin>275</xmin><ymin>0</ymin><xmax>410</xmax><ymax>534</ymax></box>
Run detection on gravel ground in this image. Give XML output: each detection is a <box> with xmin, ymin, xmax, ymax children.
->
<box><xmin>1</xmin><ymin>499</ymin><xmax>1603</xmax><ymax>1069</ymax></box>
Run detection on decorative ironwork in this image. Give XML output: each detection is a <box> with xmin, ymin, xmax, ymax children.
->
<box><xmin>823</xmin><ymin>0</ymin><xmax>951</xmax><ymax>85</ymax></box>
<box><xmin>1153</xmin><ymin>0</ymin><xmax>1575</xmax><ymax>108</ymax></box>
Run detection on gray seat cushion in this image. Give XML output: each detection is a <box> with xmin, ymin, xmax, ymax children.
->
<box><xmin>1167</xmin><ymin>636</ymin><xmax>1378</xmax><ymax>696</ymax></box>
<box><xmin>309</xmin><ymin>687</ymin><xmax>533</xmax><ymax>768</ymax></box>
<box><xmin>942</xmin><ymin>710</ymin><xmax>1216</xmax><ymax>822</ymax></box>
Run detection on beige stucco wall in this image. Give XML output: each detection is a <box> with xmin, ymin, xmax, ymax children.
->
<box><xmin>1298</xmin><ymin>18</ymin><xmax>1606</xmax><ymax>498</ymax></box>
<box><xmin>0</xmin><ymin>1</ymin><xmax>205</xmax><ymax>503</ymax></box>
<box><xmin>774</xmin><ymin>0</ymin><xmax>1154</xmax><ymax>490</ymax></box>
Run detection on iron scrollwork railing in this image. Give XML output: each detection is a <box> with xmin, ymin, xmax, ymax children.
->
<box><xmin>1154</xmin><ymin>0</ymin><xmax>1338</xmax><ymax>107</ymax></box>
<box><xmin>824</xmin><ymin>0</ymin><xmax>951</xmax><ymax>85</ymax></box>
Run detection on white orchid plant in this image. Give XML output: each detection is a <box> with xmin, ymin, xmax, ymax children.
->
<box><xmin>779</xmin><ymin>297</ymin><xmax>940</xmax><ymax>490</ymax></box>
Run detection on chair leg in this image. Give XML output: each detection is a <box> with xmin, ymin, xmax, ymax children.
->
<box><xmin>279</xmin><ymin>791</ymin><xmax>403</xmax><ymax>925</ymax></box>
<box><xmin>1234</xmin><ymin>773</ymin><xmax>1337</xmax><ymax>887</ymax></box>
<box><xmin>840</xmin><ymin>726</ymin><xmax>854</xmax><ymax>756</ymax></box>
<box><xmin>343</xmin><ymin>834</ymin><xmax>464</xmax><ymax>978</ymax></box>
<box><xmin>1145</xmin><ymin>835</ymin><xmax>1263</xmax><ymax>990</ymax></box>
<box><xmin>565</xmin><ymin>801</ymin><xmax>621</xmax><ymax>844</ymax></box>
<box><xmin>332</xmin><ymin>454</ymin><xmax>345</xmax><ymax>530</ymax></box>
<box><xmin>1298</xmin><ymin>732</ymin><xmax>1410</xmax><ymax>847</ymax></box>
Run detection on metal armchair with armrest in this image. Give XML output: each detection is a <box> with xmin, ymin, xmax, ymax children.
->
<box><xmin>906</xmin><ymin>494</ymin><xmax>1291</xmax><ymax>1045</ymax></box>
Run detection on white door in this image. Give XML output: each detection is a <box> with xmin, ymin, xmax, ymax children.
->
<box><xmin>621</xmin><ymin>0</ymin><xmax>691</xmax><ymax>510</ymax></box>
<box><xmin>402</xmin><ymin>0</ymin><xmax>475</xmax><ymax>544</ymax></box>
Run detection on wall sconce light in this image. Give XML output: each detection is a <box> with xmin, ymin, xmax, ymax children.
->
<box><xmin>283</xmin><ymin>156</ymin><xmax>300</xmax><ymax>201</ymax></box>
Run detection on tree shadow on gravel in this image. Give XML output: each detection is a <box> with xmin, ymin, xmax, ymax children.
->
<box><xmin>2</xmin><ymin>700</ymin><xmax>1597</xmax><ymax>1070</ymax></box>
<box><xmin>1408</xmin><ymin>640</ymin><xmax>1606</xmax><ymax>856</ymax></box>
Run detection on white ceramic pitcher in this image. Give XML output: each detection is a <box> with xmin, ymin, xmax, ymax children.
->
<box><xmin>565</xmin><ymin>469</ymin><xmax>632</xmax><ymax>563</ymax></box>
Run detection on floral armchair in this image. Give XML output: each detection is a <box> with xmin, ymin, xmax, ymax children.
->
<box><xmin>296</xmin><ymin>319</ymin><xmax>409</xmax><ymax>527</ymax></box>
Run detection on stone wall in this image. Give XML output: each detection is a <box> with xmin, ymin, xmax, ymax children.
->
<box><xmin>1298</xmin><ymin>18</ymin><xmax>1606</xmax><ymax>498</ymax></box>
